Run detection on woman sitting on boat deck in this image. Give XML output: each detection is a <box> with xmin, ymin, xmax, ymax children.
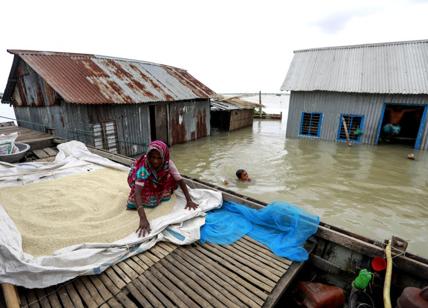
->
<box><xmin>127</xmin><ymin>140</ymin><xmax>198</xmax><ymax>237</ymax></box>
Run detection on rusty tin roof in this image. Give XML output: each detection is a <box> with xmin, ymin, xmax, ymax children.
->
<box><xmin>6</xmin><ymin>50</ymin><xmax>215</xmax><ymax>104</ymax></box>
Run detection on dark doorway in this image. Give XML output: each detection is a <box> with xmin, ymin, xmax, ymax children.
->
<box><xmin>378</xmin><ymin>104</ymin><xmax>425</xmax><ymax>147</ymax></box>
<box><xmin>149</xmin><ymin>104</ymin><xmax>169</xmax><ymax>144</ymax></box>
<box><xmin>211</xmin><ymin>111</ymin><xmax>231</xmax><ymax>131</ymax></box>
<box><xmin>149</xmin><ymin>105</ymin><xmax>156</xmax><ymax>141</ymax></box>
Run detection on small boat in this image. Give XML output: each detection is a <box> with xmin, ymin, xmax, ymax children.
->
<box><xmin>1</xmin><ymin>133</ymin><xmax>427</xmax><ymax>307</ymax></box>
<box><xmin>185</xmin><ymin>175</ymin><xmax>428</xmax><ymax>307</ymax></box>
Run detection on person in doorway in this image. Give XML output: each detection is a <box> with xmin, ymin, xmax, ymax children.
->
<box><xmin>127</xmin><ymin>140</ymin><xmax>198</xmax><ymax>237</ymax></box>
<box><xmin>236</xmin><ymin>169</ymin><xmax>251</xmax><ymax>182</ymax></box>
<box><xmin>383</xmin><ymin>107</ymin><xmax>417</xmax><ymax>137</ymax></box>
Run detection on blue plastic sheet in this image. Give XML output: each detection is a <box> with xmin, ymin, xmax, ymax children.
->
<box><xmin>200</xmin><ymin>201</ymin><xmax>320</xmax><ymax>261</ymax></box>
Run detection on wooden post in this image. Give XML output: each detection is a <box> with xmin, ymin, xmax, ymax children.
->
<box><xmin>2</xmin><ymin>284</ymin><xmax>20</xmax><ymax>308</ymax></box>
<box><xmin>342</xmin><ymin>115</ymin><xmax>352</xmax><ymax>146</ymax></box>
<box><xmin>258</xmin><ymin>91</ymin><xmax>262</xmax><ymax>118</ymax></box>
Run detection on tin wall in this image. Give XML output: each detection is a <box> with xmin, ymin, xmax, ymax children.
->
<box><xmin>168</xmin><ymin>100</ymin><xmax>210</xmax><ymax>145</ymax></box>
<box><xmin>287</xmin><ymin>91</ymin><xmax>428</xmax><ymax>149</ymax></box>
<box><xmin>14</xmin><ymin>101</ymin><xmax>151</xmax><ymax>156</ymax></box>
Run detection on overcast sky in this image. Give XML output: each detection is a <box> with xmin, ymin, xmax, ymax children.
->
<box><xmin>0</xmin><ymin>0</ymin><xmax>428</xmax><ymax>96</ymax></box>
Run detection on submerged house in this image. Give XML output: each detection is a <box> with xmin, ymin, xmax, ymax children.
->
<box><xmin>1</xmin><ymin>50</ymin><xmax>215</xmax><ymax>156</ymax></box>
<box><xmin>281</xmin><ymin>39</ymin><xmax>428</xmax><ymax>150</ymax></box>
<box><xmin>210</xmin><ymin>95</ymin><xmax>260</xmax><ymax>131</ymax></box>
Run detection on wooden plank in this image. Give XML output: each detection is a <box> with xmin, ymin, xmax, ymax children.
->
<box><xmin>142</xmin><ymin>250</ymin><xmax>162</xmax><ymax>265</ymax></box>
<box><xmin>126</xmin><ymin>283</ymin><xmax>153</xmax><ymax>308</ymax></box>
<box><xmin>154</xmin><ymin>261</ymin><xmax>214</xmax><ymax>308</ymax></box>
<box><xmin>144</xmin><ymin>250</ymin><xmax>163</xmax><ymax>263</ymax></box>
<box><xmin>115</xmin><ymin>292</ymin><xmax>137</xmax><ymax>308</ymax></box>
<box><xmin>164</xmin><ymin>254</ymin><xmax>240</xmax><ymax>308</ymax></box>
<box><xmin>138</xmin><ymin>275</ymin><xmax>174</xmax><ymax>307</ymax></box>
<box><xmin>88</xmin><ymin>276</ymin><xmax>112</xmax><ymax>302</ymax></box>
<box><xmin>157</xmin><ymin>241</ymin><xmax>177</xmax><ymax>253</ymax></box>
<box><xmin>116</xmin><ymin>262</ymin><xmax>138</xmax><ymax>281</ymax></box>
<box><xmin>56</xmin><ymin>286</ymin><xmax>74</xmax><ymax>308</ymax></box>
<box><xmin>190</xmin><ymin>248</ymin><xmax>268</xmax><ymax>301</ymax></box>
<box><xmin>151</xmin><ymin>244</ymin><xmax>170</xmax><ymax>257</ymax></box>
<box><xmin>35</xmin><ymin>288</ymin><xmax>51</xmax><ymax>308</ymax></box>
<box><xmin>20</xmin><ymin>137</ymin><xmax>55</xmax><ymax>150</ymax></box>
<box><xmin>147</xmin><ymin>265</ymin><xmax>198</xmax><ymax>308</ymax></box>
<box><xmin>142</xmin><ymin>270</ymin><xmax>188</xmax><ymax>308</ymax></box>
<box><xmin>232</xmin><ymin>241</ymin><xmax>287</xmax><ymax>272</ymax></box>
<box><xmin>211</xmin><ymin>243</ymin><xmax>283</xmax><ymax>279</ymax></box>
<box><xmin>80</xmin><ymin>276</ymin><xmax>104</xmax><ymax>306</ymax></box>
<box><xmin>136</xmin><ymin>252</ymin><xmax>156</xmax><ymax>267</ymax></box>
<box><xmin>241</xmin><ymin>237</ymin><xmax>293</xmax><ymax>265</ymax></box>
<box><xmin>32</xmin><ymin>149</ymin><xmax>49</xmax><ymax>159</ymax></box>
<box><xmin>201</xmin><ymin>244</ymin><xmax>277</xmax><ymax>289</ymax></box>
<box><xmin>26</xmin><ymin>288</ymin><xmax>40</xmax><ymax>308</ymax></box>
<box><xmin>176</xmin><ymin>248</ymin><xmax>263</xmax><ymax>307</ymax></box>
<box><xmin>1</xmin><ymin>284</ymin><xmax>20</xmax><ymax>308</ymax></box>
<box><xmin>100</xmin><ymin>304</ymin><xmax>110</xmax><ymax>308</ymax></box>
<box><xmin>130</xmin><ymin>255</ymin><xmax>149</xmax><ymax>272</ymax></box>
<box><xmin>64</xmin><ymin>284</ymin><xmax>84</xmax><ymax>308</ymax></box>
<box><xmin>263</xmin><ymin>262</ymin><xmax>304</xmax><ymax>308</ymax></box>
<box><xmin>45</xmin><ymin>287</ymin><xmax>62</xmax><ymax>308</ymax></box>
<box><xmin>42</xmin><ymin>147</ymin><xmax>58</xmax><ymax>156</ymax></box>
<box><xmin>72</xmin><ymin>281</ymin><xmax>98</xmax><ymax>308</ymax></box>
<box><xmin>111</xmin><ymin>264</ymin><xmax>132</xmax><ymax>284</ymax></box>
<box><xmin>131</xmin><ymin>279</ymin><xmax>163</xmax><ymax>306</ymax></box>
<box><xmin>99</xmin><ymin>272</ymin><xmax>120</xmax><ymax>295</ymax></box>
<box><xmin>124</xmin><ymin>259</ymin><xmax>145</xmax><ymax>275</ymax></box>
<box><xmin>234</xmin><ymin>240</ymin><xmax>289</xmax><ymax>270</ymax></box>
<box><xmin>107</xmin><ymin>297</ymin><xmax>123</xmax><ymax>308</ymax></box>
<box><xmin>104</xmin><ymin>268</ymin><xmax>126</xmax><ymax>290</ymax></box>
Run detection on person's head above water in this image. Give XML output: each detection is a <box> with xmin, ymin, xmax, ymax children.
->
<box><xmin>147</xmin><ymin>140</ymin><xmax>169</xmax><ymax>169</ymax></box>
<box><xmin>236</xmin><ymin>169</ymin><xmax>251</xmax><ymax>182</ymax></box>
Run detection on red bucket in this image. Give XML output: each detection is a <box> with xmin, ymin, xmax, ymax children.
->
<box><xmin>371</xmin><ymin>256</ymin><xmax>387</xmax><ymax>272</ymax></box>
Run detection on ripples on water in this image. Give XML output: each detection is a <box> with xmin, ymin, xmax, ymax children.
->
<box><xmin>171</xmin><ymin>120</ymin><xmax>428</xmax><ymax>257</ymax></box>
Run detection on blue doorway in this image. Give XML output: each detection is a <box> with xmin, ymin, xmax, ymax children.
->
<box><xmin>376</xmin><ymin>103</ymin><xmax>426</xmax><ymax>149</ymax></box>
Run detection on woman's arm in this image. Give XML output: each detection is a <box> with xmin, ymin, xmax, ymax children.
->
<box><xmin>177</xmin><ymin>179</ymin><xmax>198</xmax><ymax>210</ymax></box>
<box><xmin>135</xmin><ymin>185</ymin><xmax>151</xmax><ymax>236</ymax></box>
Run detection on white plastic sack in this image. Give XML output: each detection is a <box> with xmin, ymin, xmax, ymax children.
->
<box><xmin>0</xmin><ymin>141</ymin><xmax>222</xmax><ymax>288</ymax></box>
<box><xmin>0</xmin><ymin>132</ymin><xmax>18</xmax><ymax>155</ymax></box>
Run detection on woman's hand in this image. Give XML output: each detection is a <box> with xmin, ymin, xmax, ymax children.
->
<box><xmin>136</xmin><ymin>217</ymin><xmax>151</xmax><ymax>237</ymax></box>
<box><xmin>185</xmin><ymin>200</ymin><xmax>199</xmax><ymax>210</ymax></box>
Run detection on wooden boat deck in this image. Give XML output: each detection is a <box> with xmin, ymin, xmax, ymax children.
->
<box><xmin>1</xmin><ymin>126</ymin><xmax>305</xmax><ymax>308</ymax></box>
<box><xmin>0</xmin><ymin>124</ymin><xmax>56</xmax><ymax>152</ymax></box>
<box><xmin>17</xmin><ymin>237</ymin><xmax>297</xmax><ymax>308</ymax></box>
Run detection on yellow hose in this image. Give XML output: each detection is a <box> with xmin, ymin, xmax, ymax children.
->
<box><xmin>383</xmin><ymin>240</ymin><xmax>392</xmax><ymax>308</ymax></box>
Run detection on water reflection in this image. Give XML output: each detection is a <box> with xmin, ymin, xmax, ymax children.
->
<box><xmin>171</xmin><ymin>120</ymin><xmax>428</xmax><ymax>257</ymax></box>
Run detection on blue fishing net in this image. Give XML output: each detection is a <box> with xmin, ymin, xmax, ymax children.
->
<box><xmin>200</xmin><ymin>200</ymin><xmax>320</xmax><ymax>261</ymax></box>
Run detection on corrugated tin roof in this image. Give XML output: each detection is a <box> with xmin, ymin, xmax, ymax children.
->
<box><xmin>211</xmin><ymin>101</ymin><xmax>240</xmax><ymax>111</ymax></box>
<box><xmin>211</xmin><ymin>95</ymin><xmax>262</xmax><ymax>111</ymax></box>
<box><xmin>6</xmin><ymin>50</ymin><xmax>215</xmax><ymax>104</ymax></box>
<box><xmin>281</xmin><ymin>39</ymin><xmax>428</xmax><ymax>94</ymax></box>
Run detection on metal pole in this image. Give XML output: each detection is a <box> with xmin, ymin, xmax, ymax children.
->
<box><xmin>259</xmin><ymin>91</ymin><xmax>262</xmax><ymax>118</ymax></box>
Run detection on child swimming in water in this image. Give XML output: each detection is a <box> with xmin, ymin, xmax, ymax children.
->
<box><xmin>236</xmin><ymin>169</ymin><xmax>251</xmax><ymax>182</ymax></box>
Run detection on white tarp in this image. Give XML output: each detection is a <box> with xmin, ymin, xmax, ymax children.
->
<box><xmin>0</xmin><ymin>141</ymin><xmax>222</xmax><ymax>288</ymax></box>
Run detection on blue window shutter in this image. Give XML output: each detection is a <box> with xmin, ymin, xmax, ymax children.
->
<box><xmin>299</xmin><ymin>112</ymin><xmax>322</xmax><ymax>137</ymax></box>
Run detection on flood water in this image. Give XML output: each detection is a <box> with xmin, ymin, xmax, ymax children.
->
<box><xmin>171</xmin><ymin>120</ymin><xmax>428</xmax><ymax>258</ymax></box>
